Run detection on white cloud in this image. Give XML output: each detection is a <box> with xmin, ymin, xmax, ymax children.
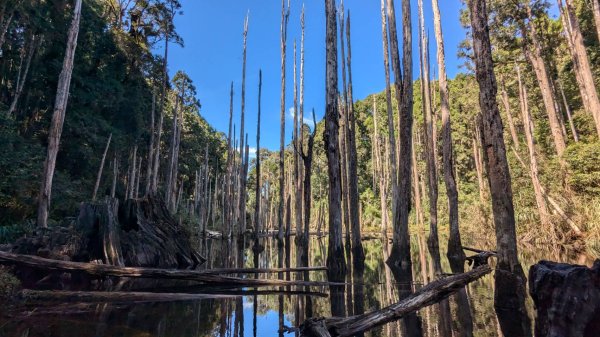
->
<box><xmin>288</xmin><ymin>107</ymin><xmax>314</xmax><ymax>126</ymax></box>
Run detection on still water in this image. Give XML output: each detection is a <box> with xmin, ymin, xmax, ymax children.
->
<box><xmin>0</xmin><ymin>234</ymin><xmax>594</xmax><ymax>337</ymax></box>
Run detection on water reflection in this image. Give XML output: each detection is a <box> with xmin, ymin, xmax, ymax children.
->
<box><xmin>0</xmin><ymin>234</ymin><xmax>595</xmax><ymax>337</ymax></box>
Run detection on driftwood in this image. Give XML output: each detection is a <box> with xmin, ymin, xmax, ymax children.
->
<box><xmin>529</xmin><ymin>260</ymin><xmax>600</xmax><ymax>337</ymax></box>
<box><xmin>18</xmin><ymin>289</ymin><xmax>237</xmax><ymax>303</ymax></box>
<box><xmin>0</xmin><ymin>251</ymin><xmax>332</xmax><ymax>288</ymax></box>
<box><xmin>299</xmin><ymin>265</ymin><xmax>492</xmax><ymax>337</ymax></box>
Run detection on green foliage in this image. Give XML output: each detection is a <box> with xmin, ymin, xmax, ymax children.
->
<box><xmin>565</xmin><ymin>141</ymin><xmax>600</xmax><ymax>195</ymax></box>
<box><xmin>0</xmin><ymin>267</ymin><xmax>20</xmax><ymax>299</ymax></box>
<box><xmin>0</xmin><ymin>0</ymin><xmax>225</xmax><ymax>229</ymax></box>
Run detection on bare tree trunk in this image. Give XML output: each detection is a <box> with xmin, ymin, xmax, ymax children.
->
<box><xmin>386</xmin><ymin>0</ymin><xmax>412</xmax><ymax>265</ymax></box>
<box><xmin>226</xmin><ymin>82</ymin><xmax>234</xmax><ymax>236</ymax></box>
<box><xmin>37</xmin><ymin>0</ymin><xmax>82</xmax><ymax>228</ymax></box>
<box><xmin>593</xmin><ymin>0</ymin><xmax>600</xmax><ymax>44</ymax></box>
<box><xmin>111</xmin><ymin>155</ymin><xmax>118</xmax><ymax>198</ymax></box>
<box><xmin>345</xmin><ymin>12</ymin><xmax>364</xmax><ymax>264</ymax></box>
<box><xmin>499</xmin><ymin>78</ymin><xmax>520</xmax><ymax>151</ymax></box>
<box><xmin>373</xmin><ymin>99</ymin><xmax>389</xmax><ymax>237</ymax></box>
<box><xmin>468</xmin><ymin>1</ymin><xmax>531</xmax><ymax>336</ymax></box>
<box><xmin>324</xmin><ymin>0</ymin><xmax>346</xmax><ymax>282</ymax></box>
<box><xmin>558</xmin><ymin>81</ymin><xmax>579</xmax><ymax>142</ymax></box>
<box><xmin>151</xmin><ymin>20</ymin><xmax>171</xmax><ymax>195</ymax></box>
<box><xmin>516</xmin><ymin>65</ymin><xmax>552</xmax><ymax>229</ymax></box>
<box><xmin>255</xmin><ymin>71</ymin><xmax>262</xmax><ymax>233</ymax></box>
<box><xmin>293</xmin><ymin>39</ymin><xmax>302</xmax><ymax>238</ymax></box>
<box><xmin>411</xmin><ymin>132</ymin><xmax>424</xmax><ymax>231</ymax></box>
<box><xmin>238</xmin><ymin>14</ymin><xmax>249</xmax><ymax>234</ymax></box>
<box><xmin>8</xmin><ymin>34</ymin><xmax>38</xmax><ymax>116</ymax></box>
<box><xmin>473</xmin><ymin>126</ymin><xmax>486</xmax><ymax>204</ymax></box>
<box><xmin>145</xmin><ymin>91</ymin><xmax>156</xmax><ymax>194</ymax></box>
<box><xmin>380</xmin><ymin>0</ymin><xmax>398</xmax><ymax>225</ymax></box>
<box><xmin>92</xmin><ymin>134</ymin><xmax>112</xmax><ymax>201</ymax></box>
<box><xmin>521</xmin><ymin>5</ymin><xmax>567</xmax><ymax>156</ymax></box>
<box><xmin>129</xmin><ymin>145</ymin><xmax>138</xmax><ymax>199</ymax></box>
<box><xmin>558</xmin><ymin>0</ymin><xmax>600</xmax><ymax>138</ymax></box>
<box><xmin>279</xmin><ymin>0</ymin><xmax>290</xmax><ymax>242</ymax></box>
<box><xmin>431</xmin><ymin>0</ymin><xmax>466</xmax><ymax>266</ymax></box>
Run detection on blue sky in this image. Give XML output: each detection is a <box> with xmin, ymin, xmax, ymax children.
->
<box><xmin>165</xmin><ymin>1</ymin><xmax>502</xmax><ymax>152</ymax></box>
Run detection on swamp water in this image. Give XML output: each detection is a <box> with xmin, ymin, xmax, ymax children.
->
<box><xmin>0</xmin><ymin>235</ymin><xmax>594</xmax><ymax>337</ymax></box>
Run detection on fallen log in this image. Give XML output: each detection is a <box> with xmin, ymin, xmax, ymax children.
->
<box><xmin>18</xmin><ymin>289</ymin><xmax>237</xmax><ymax>303</ymax></box>
<box><xmin>299</xmin><ymin>265</ymin><xmax>492</xmax><ymax>337</ymax></box>
<box><xmin>0</xmin><ymin>251</ymin><xmax>333</xmax><ymax>288</ymax></box>
<box><xmin>529</xmin><ymin>260</ymin><xmax>600</xmax><ymax>337</ymax></box>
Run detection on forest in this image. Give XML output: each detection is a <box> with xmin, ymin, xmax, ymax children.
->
<box><xmin>1</xmin><ymin>0</ymin><xmax>600</xmax><ymax>336</ymax></box>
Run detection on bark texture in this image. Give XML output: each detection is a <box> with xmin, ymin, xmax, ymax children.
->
<box><xmin>324</xmin><ymin>0</ymin><xmax>346</xmax><ymax>282</ymax></box>
<box><xmin>468</xmin><ymin>1</ymin><xmax>531</xmax><ymax>336</ymax></box>
<box><xmin>37</xmin><ymin>0</ymin><xmax>83</xmax><ymax>228</ymax></box>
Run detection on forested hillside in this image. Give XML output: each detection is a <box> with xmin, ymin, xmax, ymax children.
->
<box><xmin>0</xmin><ymin>0</ymin><xmax>226</xmax><ymax>231</ymax></box>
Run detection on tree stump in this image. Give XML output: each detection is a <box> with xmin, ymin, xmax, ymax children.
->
<box><xmin>529</xmin><ymin>260</ymin><xmax>600</xmax><ymax>337</ymax></box>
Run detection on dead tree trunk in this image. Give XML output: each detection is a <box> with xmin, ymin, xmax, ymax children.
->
<box><xmin>92</xmin><ymin>134</ymin><xmax>112</xmax><ymax>201</ymax></box>
<box><xmin>8</xmin><ymin>34</ymin><xmax>38</xmax><ymax>116</ymax></box>
<box><xmin>279</xmin><ymin>0</ymin><xmax>290</xmax><ymax>242</ymax></box>
<box><xmin>145</xmin><ymin>91</ymin><xmax>156</xmax><ymax>194</ymax></box>
<box><xmin>111</xmin><ymin>155</ymin><xmax>118</xmax><ymax>198</ymax></box>
<box><xmin>558</xmin><ymin>80</ymin><xmax>579</xmax><ymax>142</ymax></box>
<box><xmin>516</xmin><ymin>65</ymin><xmax>551</xmax><ymax>229</ymax></box>
<box><xmin>593</xmin><ymin>0</ymin><xmax>600</xmax><ymax>45</ymax></box>
<box><xmin>255</xmin><ymin>70</ymin><xmax>262</xmax><ymax>233</ymax></box>
<box><xmin>37</xmin><ymin>0</ymin><xmax>82</xmax><ymax>228</ymax></box>
<box><xmin>559</xmin><ymin>0</ymin><xmax>600</xmax><ymax>138</ymax></box>
<box><xmin>373</xmin><ymin>99</ymin><xmax>389</xmax><ymax>237</ymax></box>
<box><xmin>238</xmin><ymin>14</ymin><xmax>249</xmax><ymax>234</ymax></box>
<box><xmin>300</xmin><ymin>265</ymin><xmax>492</xmax><ymax>337</ymax></box>
<box><xmin>380</xmin><ymin>0</ymin><xmax>398</xmax><ymax>226</ymax></box>
<box><xmin>386</xmin><ymin>0</ymin><xmax>414</xmax><ymax>275</ymax></box>
<box><xmin>500</xmin><ymin>78</ymin><xmax>520</xmax><ymax>151</ymax></box>
<box><xmin>345</xmin><ymin>12</ymin><xmax>364</xmax><ymax>264</ymax></box>
<box><xmin>129</xmin><ymin>145</ymin><xmax>138</xmax><ymax>199</ymax></box>
<box><xmin>293</xmin><ymin>39</ymin><xmax>302</xmax><ymax>239</ymax></box>
<box><xmin>468</xmin><ymin>1</ymin><xmax>532</xmax><ymax>336</ymax></box>
<box><xmin>324</xmin><ymin>0</ymin><xmax>346</xmax><ymax>282</ymax></box>
<box><xmin>521</xmin><ymin>6</ymin><xmax>567</xmax><ymax>156</ymax></box>
<box><xmin>151</xmin><ymin>18</ymin><xmax>171</xmax><ymax>195</ymax></box>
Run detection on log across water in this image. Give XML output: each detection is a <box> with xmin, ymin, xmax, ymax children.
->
<box><xmin>0</xmin><ymin>251</ymin><xmax>331</xmax><ymax>288</ymax></box>
<box><xmin>299</xmin><ymin>265</ymin><xmax>492</xmax><ymax>337</ymax></box>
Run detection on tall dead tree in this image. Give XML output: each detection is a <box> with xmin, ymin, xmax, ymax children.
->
<box><xmin>345</xmin><ymin>12</ymin><xmax>365</xmax><ymax>264</ymax></box>
<box><xmin>151</xmin><ymin>5</ymin><xmax>175</xmax><ymax>195</ymax></box>
<box><xmin>238</xmin><ymin>15</ymin><xmax>250</xmax><ymax>234</ymax></box>
<box><xmin>380</xmin><ymin>0</ymin><xmax>398</xmax><ymax>228</ymax></box>
<box><xmin>468</xmin><ymin>1</ymin><xmax>531</xmax><ymax>335</ymax></box>
<box><xmin>373</xmin><ymin>99</ymin><xmax>389</xmax><ymax>238</ymax></box>
<box><xmin>8</xmin><ymin>34</ymin><xmax>38</xmax><ymax>116</ymax></box>
<box><xmin>431</xmin><ymin>0</ymin><xmax>466</xmax><ymax>268</ymax></box>
<box><xmin>558</xmin><ymin>0</ymin><xmax>600</xmax><ymax>138</ymax></box>
<box><xmin>255</xmin><ymin>70</ymin><xmax>262</xmax><ymax>233</ymax></box>
<box><xmin>520</xmin><ymin>4</ymin><xmax>566</xmax><ymax>156</ymax></box>
<box><xmin>293</xmin><ymin>39</ymin><xmax>302</xmax><ymax>238</ymax></box>
<box><xmin>226</xmin><ymin>82</ymin><xmax>234</xmax><ymax>236</ymax></box>
<box><xmin>387</xmin><ymin>0</ymin><xmax>415</xmax><ymax>270</ymax></box>
<box><xmin>419</xmin><ymin>2</ymin><xmax>452</xmax><ymax>336</ymax></box>
<box><xmin>278</xmin><ymin>0</ymin><xmax>290</xmax><ymax>241</ymax></box>
<box><xmin>499</xmin><ymin>78</ymin><xmax>520</xmax><ymax>151</ymax></box>
<box><xmin>593</xmin><ymin>0</ymin><xmax>600</xmax><ymax>44</ymax></box>
<box><xmin>516</xmin><ymin>65</ymin><xmax>551</xmax><ymax>231</ymax></box>
<box><xmin>558</xmin><ymin>81</ymin><xmax>579</xmax><ymax>142</ymax></box>
<box><xmin>37</xmin><ymin>0</ymin><xmax>82</xmax><ymax>228</ymax></box>
<box><xmin>129</xmin><ymin>145</ymin><xmax>138</xmax><ymax>200</ymax></box>
<box><xmin>145</xmin><ymin>91</ymin><xmax>156</xmax><ymax>194</ymax></box>
<box><xmin>324</xmin><ymin>0</ymin><xmax>346</xmax><ymax>282</ymax></box>
<box><xmin>92</xmin><ymin>134</ymin><xmax>112</xmax><ymax>201</ymax></box>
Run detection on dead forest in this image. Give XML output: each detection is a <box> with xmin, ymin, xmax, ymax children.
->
<box><xmin>1</xmin><ymin>0</ymin><xmax>600</xmax><ymax>336</ymax></box>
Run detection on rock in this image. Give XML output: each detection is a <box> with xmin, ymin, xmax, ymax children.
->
<box><xmin>529</xmin><ymin>260</ymin><xmax>600</xmax><ymax>337</ymax></box>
